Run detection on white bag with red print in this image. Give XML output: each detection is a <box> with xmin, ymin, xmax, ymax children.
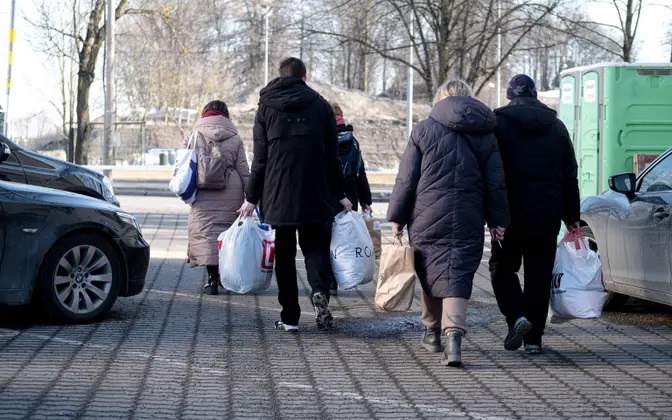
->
<box><xmin>550</xmin><ymin>227</ymin><xmax>606</xmax><ymax>320</ymax></box>
<box><xmin>218</xmin><ymin>215</ymin><xmax>275</xmax><ymax>294</ymax></box>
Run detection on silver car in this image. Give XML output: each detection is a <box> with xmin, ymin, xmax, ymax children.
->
<box><xmin>581</xmin><ymin>148</ymin><xmax>672</xmax><ymax>310</ymax></box>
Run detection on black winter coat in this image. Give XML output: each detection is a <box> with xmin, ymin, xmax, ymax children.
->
<box><xmin>337</xmin><ymin>124</ymin><xmax>372</xmax><ymax>212</ymax></box>
<box><xmin>494</xmin><ymin>97</ymin><xmax>580</xmax><ymax>237</ymax></box>
<box><xmin>246</xmin><ymin>77</ymin><xmax>346</xmax><ymax>226</ymax></box>
<box><xmin>387</xmin><ymin>96</ymin><xmax>509</xmax><ymax>299</ymax></box>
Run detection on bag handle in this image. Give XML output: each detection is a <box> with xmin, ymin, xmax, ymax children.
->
<box><xmin>561</xmin><ymin>226</ymin><xmax>584</xmax><ymax>250</ymax></box>
<box><xmin>393</xmin><ymin>236</ymin><xmax>404</xmax><ymax>246</ymax></box>
<box><xmin>186</xmin><ymin>130</ymin><xmax>200</xmax><ymax>150</ymax></box>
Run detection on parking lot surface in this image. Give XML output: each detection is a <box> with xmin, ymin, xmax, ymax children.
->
<box><xmin>2</xmin><ymin>196</ymin><xmax>672</xmax><ymax>419</ymax></box>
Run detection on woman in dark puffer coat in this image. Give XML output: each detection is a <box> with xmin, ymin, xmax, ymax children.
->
<box><xmin>387</xmin><ymin>79</ymin><xmax>509</xmax><ymax>367</ymax></box>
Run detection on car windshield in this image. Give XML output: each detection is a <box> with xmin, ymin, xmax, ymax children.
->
<box><xmin>0</xmin><ymin>136</ymin><xmax>18</xmax><ymax>149</ymax></box>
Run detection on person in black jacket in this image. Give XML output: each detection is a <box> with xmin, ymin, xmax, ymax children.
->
<box><xmin>330</xmin><ymin>103</ymin><xmax>373</xmax><ymax>213</ymax></box>
<box><xmin>327</xmin><ymin>103</ymin><xmax>373</xmax><ymax>296</ymax></box>
<box><xmin>489</xmin><ymin>74</ymin><xmax>580</xmax><ymax>355</ymax></box>
<box><xmin>239</xmin><ymin>57</ymin><xmax>352</xmax><ymax>332</ymax></box>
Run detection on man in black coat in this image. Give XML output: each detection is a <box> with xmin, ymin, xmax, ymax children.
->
<box><xmin>239</xmin><ymin>57</ymin><xmax>351</xmax><ymax>332</ymax></box>
<box><xmin>489</xmin><ymin>74</ymin><xmax>580</xmax><ymax>355</ymax></box>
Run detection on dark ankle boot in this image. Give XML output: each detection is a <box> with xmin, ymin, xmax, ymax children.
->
<box><xmin>421</xmin><ymin>328</ymin><xmax>442</xmax><ymax>353</ymax></box>
<box><xmin>203</xmin><ymin>273</ymin><xmax>219</xmax><ymax>296</ymax></box>
<box><xmin>441</xmin><ymin>331</ymin><xmax>462</xmax><ymax>367</ymax></box>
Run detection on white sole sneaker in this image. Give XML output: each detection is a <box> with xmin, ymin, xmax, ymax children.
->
<box><xmin>275</xmin><ymin>321</ymin><xmax>299</xmax><ymax>332</ymax></box>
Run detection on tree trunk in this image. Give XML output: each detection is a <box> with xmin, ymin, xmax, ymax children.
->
<box><xmin>75</xmin><ymin>69</ymin><xmax>95</xmax><ymax>164</ymax></box>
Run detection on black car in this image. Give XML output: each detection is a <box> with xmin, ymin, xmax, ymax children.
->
<box><xmin>0</xmin><ymin>136</ymin><xmax>119</xmax><ymax>206</ymax></box>
<box><xmin>581</xmin><ymin>147</ymin><xmax>672</xmax><ymax>310</ymax></box>
<box><xmin>0</xmin><ymin>180</ymin><xmax>149</xmax><ymax>322</ymax></box>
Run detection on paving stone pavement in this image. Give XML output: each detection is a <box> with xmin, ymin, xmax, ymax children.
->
<box><xmin>1</xmin><ymin>196</ymin><xmax>672</xmax><ymax>420</ymax></box>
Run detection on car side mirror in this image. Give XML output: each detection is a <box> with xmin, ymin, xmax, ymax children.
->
<box><xmin>609</xmin><ymin>173</ymin><xmax>636</xmax><ymax>197</ymax></box>
<box><xmin>0</xmin><ymin>141</ymin><xmax>9</xmax><ymax>164</ymax></box>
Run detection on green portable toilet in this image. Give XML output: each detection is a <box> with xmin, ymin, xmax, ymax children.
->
<box><xmin>559</xmin><ymin>68</ymin><xmax>582</xmax><ymax>147</ymax></box>
<box><xmin>559</xmin><ymin>62</ymin><xmax>672</xmax><ymax>198</ymax></box>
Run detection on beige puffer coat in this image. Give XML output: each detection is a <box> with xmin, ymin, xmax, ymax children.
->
<box><xmin>186</xmin><ymin>115</ymin><xmax>250</xmax><ymax>267</ymax></box>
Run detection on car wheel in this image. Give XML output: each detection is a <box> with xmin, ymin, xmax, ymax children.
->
<box><xmin>580</xmin><ymin>225</ymin><xmax>629</xmax><ymax>311</ymax></box>
<box><xmin>37</xmin><ymin>233</ymin><xmax>121</xmax><ymax>323</ymax></box>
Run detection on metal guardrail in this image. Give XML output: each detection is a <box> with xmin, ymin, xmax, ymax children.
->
<box><xmin>85</xmin><ymin>164</ymin><xmax>399</xmax><ymax>175</ymax></box>
<box><xmin>99</xmin><ymin>165</ymin><xmax>395</xmax><ymax>202</ymax></box>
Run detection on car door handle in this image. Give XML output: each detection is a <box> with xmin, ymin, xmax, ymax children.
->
<box><xmin>654</xmin><ymin>207</ymin><xmax>670</xmax><ymax>223</ymax></box>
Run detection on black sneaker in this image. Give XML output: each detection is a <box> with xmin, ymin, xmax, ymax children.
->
<box><xmin>275</xmin><ymin>321</ymin><xmax>299</xmax><ymax>333</ymax></box>
<box><xmin>312</xmin><ymin>292</ymin><xmax>334</xmax><ymax>330</ymax></box>
<box><xmin>525</xmin><ymin>344</ymin><xmax>543</xmax><ymax>355</ymax></box>
<box><xmin>504</xmin><ymin>317</ymin><xmax>532</xmax><ymax>351</ymax></box>
<box><xmin>421</xmin><ymin>328</ymin><xmax>442</xmax><ymax>353</ymax></box>
<box><xmin>441</xmin><ymin>331</ymin><xmax>463</xmax><ymax>367</ymax></box>
<box><xmin>203</xmin><ymin>275</ymin><xmax>219</xmax><ymax>296</ymax></box>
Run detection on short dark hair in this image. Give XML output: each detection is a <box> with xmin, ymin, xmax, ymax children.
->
<box><xmin>279</xmin><ymin>57</ymin><xmax>307</xmax><ymax>78</ymax></box>
<box><xmin>201</xmin><ymin>100</ymin><xmax>229</xmax><ymax>117</ymax></box>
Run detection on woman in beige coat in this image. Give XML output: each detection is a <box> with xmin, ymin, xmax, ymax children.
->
<box><xmin>186</xmin><ymin>100</ymin><xmax>250</xmax><ymax>295</ymax></box>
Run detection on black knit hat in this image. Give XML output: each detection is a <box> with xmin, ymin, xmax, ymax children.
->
<box><xmin>506</xmin><ymin>74</ymin><xmax>537</xmax><ymax>100</ymax></box>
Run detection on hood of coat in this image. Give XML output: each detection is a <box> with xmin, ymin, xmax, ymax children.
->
<box><xmin>259</xmin><ymin>77</ymin><xmax>321</xmax><ymax>112</ymax></box>
<box><xmin>194</xmin><ymin>115</ymin><xmax>239</xmax><ymax>142</ymax></box>
<box><xmin>429</xmin><ymin>96</ymin><xmax>496</xmax><ymax>135</ymax></box>
<box><xmin>495</xmin><ymin>97</ymin><xmax>558</xmax><ymax>135</ymax></box>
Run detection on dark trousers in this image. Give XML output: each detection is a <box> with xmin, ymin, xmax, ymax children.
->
<box><xmin>489</xmin><ymin>227</ymin><xmax>557</xmax><ymax>345</ymax></box>
<box><xmin>274</xmin><ymin>223</ymin><xmax>332</xmax><ymax>325</ymax></box>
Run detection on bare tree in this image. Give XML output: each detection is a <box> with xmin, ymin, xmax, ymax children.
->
<box><xmin>513</xmin><ymin>9</ymin><xmax>620</xmax><ymax>91</ymax></box>
<box><xmin>28</xmin><ymin>1</ymin><xmax>79</xmax><ymax>161</ymax></box>
<box><xmin>557</xmin><ymin>0</ymin><xmax>644</xmax><ymax>62</ymax></box>
<box><xmin>611</xmin><ymin>0</ymin><xmax>643</xmax><ymax>62</ymax></box>
<box><xmin>30</xmin><ymin>0</ymin><xmax>157</xmax><ymax>164</ymax></box>
<box><xmin>305</xmin><ymin>0</ymin><xmax>567</xmax><ymax>100</ymax></box>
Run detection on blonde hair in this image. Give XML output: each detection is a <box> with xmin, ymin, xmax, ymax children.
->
<box><xmin>433</xmin><ymin>79</ymin><xmax>473</xmax><ymax>104</ymax></box>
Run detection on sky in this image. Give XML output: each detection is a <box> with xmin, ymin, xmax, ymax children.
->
<box><xmin>0</xmin><ymin>0</ymin><xmax>671</xmax><ymax>139</ymax></box>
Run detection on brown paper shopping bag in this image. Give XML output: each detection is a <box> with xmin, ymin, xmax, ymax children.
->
<box><xmin>375</xmin><ymin>238</ymin><xmax>417</xmax><ymax>312</ymax></box>
<box><xmin>363</xmin><ymin>214</ymin><xmax>382</xmax><ymax>260</ymax></box>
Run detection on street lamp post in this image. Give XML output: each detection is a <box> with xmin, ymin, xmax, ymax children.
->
<box><xmin>488</xmin><ymin>82</ymin><xmax>496</xmax><ymax>109</ymax></box>
<box><xmin>496</xmin><ymin>0</ymin><xmax>502</xmax><ymax>108</ymax></box>
<box><xmin>103</xmin><ymin>0</ymin><xmax>115</xmax><ymax>166</ymax></box>
<box><xmin>4</xmin><ymin>0</ymin><xmax>16</xmax><ymax>137</ymax></box>
<box><xmin>263</xmin><ymin>7</ymin><xmax>271</xmax><ymax>86</ymax></box>
<box><xmin>406</xmin><ymin>12</ymin><xmax>414</xmax><ymax>140</ymax></box>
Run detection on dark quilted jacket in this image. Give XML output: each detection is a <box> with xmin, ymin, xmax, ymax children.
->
<box><xmin>494</xmin><ymin>97</ymin><xmax>580</xmax><ymax>237</ymax></box>
<box><xmin>387</xmin><ymin>96</ymin><xmax>509</xmax><ymax>299</ymax></box>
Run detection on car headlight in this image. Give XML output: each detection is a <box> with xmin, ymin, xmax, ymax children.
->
<box><xmin>117</xmin><ymin>211</ymin><xmax>142</xmax><ymax>233</ymax></box>
<box><xmin>102</xmin><ymin>176</ymin><xmax>116</xmax><ymax>202</ymax></box>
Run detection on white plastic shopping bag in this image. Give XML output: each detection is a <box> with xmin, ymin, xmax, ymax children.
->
<box><xmin>217</xmin><ymin>215</ymin><xmax>275</xmax><ymax>294</ymax></box>
<box><xmin>330</xmin><ymin>211</ymin><xmax>376</xmax><ymax>290</ymax></box>
<box><xmin>550</xmin><ymin>227</ymin><xmax>607</xmax><ymax>320</ymax></box>
<box><xmin>169</xmin><ymin>131</ymin><xmax>198</xmax><ymax>204</ymax></box>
